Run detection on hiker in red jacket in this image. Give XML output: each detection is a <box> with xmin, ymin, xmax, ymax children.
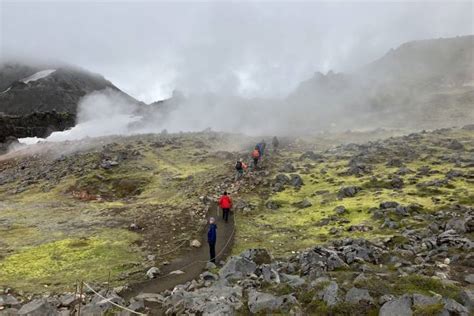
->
<box><xmin>219</xmin><ymin>191</ymin><xmax>232</xmax><ymax>223</ymax></box>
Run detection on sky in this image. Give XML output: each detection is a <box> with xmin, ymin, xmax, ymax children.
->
<box><xmin>1</xmin><ymin>0</ymin><xmax>473</xmax><ymax>103</ymax></box>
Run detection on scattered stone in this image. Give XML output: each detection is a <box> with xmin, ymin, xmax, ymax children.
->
<box><xmin>379</xmin><ymin>295</ymin><xmax>413</xmax><ymax>316</ymax></box>
<box><xmin>280</xmin><ymin>273</ymin><xmax>305</xmax><ymax>288</ymax></box>
<box><xmin>334</xmin><ymin>206</ymin><xmax>347</xmax><ymax>215</ymax></box>
<box><xmin>460</xmin><ymin>289</ymin><xmax>474</xmax><ymax>310</ymax></box>
<box><xmin>464</xmin><ymin>274</ymin><xmax>474</xmax><ymax>284</ymax></box>
<box><xmin>293</xmin><ymin>199</ymin><xmax>312</xmax><ymax>209</ymax></box>
<box><xmin>205</xmin><ymin>262</ymin><xmax>217</xmax><ymax>270</ymax></box>
<box><xmin>280</xmin><ymin>162</ymin><xmax>296</xmax><ymax>173</ymax></box>
<box><xmin>17</xmin><ymin>299</ymin><xmax>57</xmax><ymax>316</ymax></box>
<box><xmin>317</xmin><ymin>281</ymin><xmax>339</xmax><ymax>306</ymax></box>
<box><xmin>0</xmin><ymin>294</ymin><xmax>20</xmax><ymax>308</ymax></box>
<box><xmin>190</xmin><ymin>239</ymin><xmax>202</xmax><ymax>248</ymax></box>
<box><xmin>289</xmin><ymin>174</ymin><xmax>304</xmax><ymax>188</ymax></box>
<box><xmin>300</xmin><ymin>151</ymin><xmax>323</xmax><ymax>161</ymax></box>
<box><xmin>265</xmin><ymin>200</ymin><xmax>281</xmax><ymax>210</ymax></box>
<box><xmin>337</xmin><ymin>186</ymin><xmax>361</xmax><ymax>198</ymax></box>
<box><xmin>380</xmin><ymin>201</ymin><xmax>399</xmax><ymax>209</ymax></box>
<box><xmin>169</xmin><ymin>270</ymin><xmax>185</xmax><ymax>275</ymax></box>
<box><xmin>345</xmin><ymin>287</ymin><xmax>373</xmax><ymax>304</ymax></box>
<box><xmin>240</xmin><ymin>249</ymin><xmax>272</xmax><ymax>265</ymax></box>
<box><xmin>248</xmin><ymin>290</ymin><xmax>296</xmax><ymax>314</ymax></box>
<box><xmin>446</xmin><ymin>139</ymin><xmax>464</xmax><ymax>150</ymax></box>
<box><xmin>219</xmin><ymin>256</ymin><xmax>257</xmax><ymax>280</ymax></box>
<box><xmin>58</xmin><ymin>293</ymin><xmax>81</xmax><ymax>307</ymax></box>
<box><xmin>146</xmin><ymin>267</ymin><xmax>161</xmax><ymax>279</ymax></box>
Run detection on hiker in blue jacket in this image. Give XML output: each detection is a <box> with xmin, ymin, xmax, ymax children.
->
<box><xmin>208</xmin><ymin>217</ymin><xmax>217</xmax><ymax>263</ymax></box>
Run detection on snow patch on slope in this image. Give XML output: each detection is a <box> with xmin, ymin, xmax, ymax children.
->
<box><xmin>21</xmin><ymin>69</ymin><xmax>56</xmax><ymax>84</ymax></box>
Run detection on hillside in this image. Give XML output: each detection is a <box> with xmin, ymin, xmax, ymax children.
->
<box><xmin>0</xmin><ymin>127</ymin><xmax>472</xmax><ymax>315</ymax></box>
<box><xmin>0</xmin><ymin>62</ymin><xmax>143</xmax><ymax>145</ymax></box>
<box><xmin>288</xmin><ymin>35</ymin><xmax>474</xmax><ymax>130</ymax></box>
<box><xmin>0</xmin><ymin>62</ymin><xmax>139</xmax><ymax>116</ymax></box>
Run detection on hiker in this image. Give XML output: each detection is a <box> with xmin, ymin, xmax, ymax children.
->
<box><xmin>219</xmin><ymin>191</ymin><xmax>232</xmax><ymax>223</ymax></box>
<box><xmin>235</xmin><ymin>159</ymin><xmax>244</xmax><ymax>180</ymax></box>
<box><xmin>252</xmin><ymin>146</ymin><xmax>260</xmax><ymax>169</ymax></box>
<box><xmin>207</xmin><ymin>217</ymin><xmax>217</xmax><ymax>263</ymax></box>
<box><xmin>256</xmin><ymin>141</ymin><xmax>264</xmax><ymax>158</ymax></box>
<box><xmin>261</xmin><ymin>139</ymin><xmax>267</xmax><ymax>156</ymax></box>
<box><xmin>272</xmin><ymin>136</ymin><xmax>279</xmax><ymax>151</ymax></box>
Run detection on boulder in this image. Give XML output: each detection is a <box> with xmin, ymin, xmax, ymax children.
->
<box><xmin>337</xmin><ymin>186</ymin><xmax>361</xmax><ymax>198</ymax></box>
<box><xmin>379</xmin><ymin>295</ymin><xmax>412</xmax><ymax>316</ymax></box>
<box><xmin>18</xmin><ymin>299</ymin><xmax>58</xmax><ymax>316</ymax></box>
<box><xmin>334</xmin><ymin>206</ymin><xmax>348</xmax><ymax>215</ymax></box>
<box><xmin>163</xmin><ymin>285</ymin><xmax>243</xmax><ymax>315</ymax></box>
<box><xmin>380</xmin><ymin>201</ymin><xmax>399</xmax><ymax>209</ymax></box>
<box><xmin>446</xmin><ymin>140</ymin><xmax>464</xmax><ymax>150</ymax></box>
<box><xmin>441</xmin><ymin>298</ymin><xmax>469</xmax><ymax>315</ymax></box>
<box><xmin>460</xmin><ymin>289</ymin><xmax>474</xmax><ymax>310</ymax></box>
<box><xmin>280</xmin><ymin>163</ymin><xmax>296</xmax><ymax>173</ymax></box>
<box><xmin>240</xmin><ymin>248</ymin><xmax>272</xmax><ymax>265</ymax></box>
<box><xmin>265</xmin><ymin>200</ymin><xmax>281</xmax><ymax>210</ymax></box>
<box><xmin>412</xmin><ymin>294</ymin><xmax>440</xmax><ymax>307</ymax></box>
<box><xmin>293</xmin><ymin>199</ymin><xmax>312</xmax><ymax>209</ymax></box>
<box><xmin>317</xmin><ymin>281</ymin><xmax>339</xmax><ymax>306</ymax></box>
<box><xmin>247</xmin><ymin>290</ymin><xmax>297</xmax><ymax>314</ymax></box>
<box><xmin>464</xmin><ymin>274</ymin><xmax>474</xmax><ymax>284</ymax></box>
<box><xmin>0</xmin><ymin>295</ymin><xmax>20</xmax><ymax>308</ymax></box>
<box><xmin>290</xmin><ymin>174</ymin><xmax>304</xmax><ymax>187</ymax></box>
<box><xmin>219</xmin><ymin>256</ymin><xmax>257</xmax><ymax>280</ymax></box>
<box><xmin>58</xmin><ymin>293</ymin><xmax>81</xmax><ymax>307</ymax></box>
<box><xmin>300</xmin><ymin>151</ymin><xmax>323</xmax><ymax>161</ymax></box>
<box><xmin>275</xmin><ymin>174</ymin><xmax>290</xmax><ymax>184</ymax></box>
<box><xmin>345</xmin><ymin>287</ymin><xmax>373</xmax><ymax>305</ymax></box>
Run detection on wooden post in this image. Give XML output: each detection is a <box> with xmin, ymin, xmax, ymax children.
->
<box><xmin>106</xmin><ymin>271</ymin><xmax>111</xmax><ymax>296</ymax></box>
<box><xmin>78</xmin><ymin>280</ymin><xmax>83</xmax><ymax>316</ymax></box>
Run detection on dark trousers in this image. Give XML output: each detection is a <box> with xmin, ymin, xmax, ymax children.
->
<box><xmin>253</xmin><ymin>158</ymin><xmax>259</xmax><ymax>168</ymax></box>
<box><xmin>209</xmin><ymin>241</ymin><xmax>216</xmax><ymax>263</ymax></box>
<box><xmin>222</xmin><ymin>208</ymin><xmax>230</xmax><ymax>222</ymax></box>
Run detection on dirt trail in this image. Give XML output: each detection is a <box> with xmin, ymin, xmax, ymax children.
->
<box><xmin>125</xmin><ymin>202</ymin><xmax>235</xmax><ymax>298</ymax></box>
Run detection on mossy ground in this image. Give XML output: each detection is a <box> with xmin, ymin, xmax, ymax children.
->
<box><xmin>0</xmin><ymin>133</ymin><xmax>241</xmax><ymax>294</ymax></box>
<box><xmin>234</xmin><ymin>128</ymin><xmax>474</xmax><ymax>257</ymax></box>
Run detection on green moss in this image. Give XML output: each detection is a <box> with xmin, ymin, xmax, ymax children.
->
<box><xmin>0</xmin><ymin>229</ymin><xmax>142</xmax><ymax>293</ymax></box>
<box><xmin>393</xmin><ymin>275</ymin><xmax>461</xmax><ymax>300</ymax></box>
<box><xmin>413</xmin><ymin>303</ymin><xmax>444</xmax><ymax>316</ymax></box>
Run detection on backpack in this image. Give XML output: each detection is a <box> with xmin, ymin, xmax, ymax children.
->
<box><xmin>252</xmin><ymin>149</ymin><xmax>260</xmax><ymax>158</ymax></box>
<box><xmin>235</xmin><ymin>161</ymin><xmax>243</xmax><ymax>170</ymax></box>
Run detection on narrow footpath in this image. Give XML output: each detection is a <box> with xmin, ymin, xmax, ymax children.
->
<box><xmin>125</xmin><ymin>202</ymin><xmax>235</xmax><ymax>298</ymax></box>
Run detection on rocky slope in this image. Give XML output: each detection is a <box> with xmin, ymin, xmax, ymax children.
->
<box><xmin>0</xmin><ymin>126</ymin><xmax>472</xmax><ymax>315</ymax></box>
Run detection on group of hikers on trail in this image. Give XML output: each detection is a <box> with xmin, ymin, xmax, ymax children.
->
<box><xmin>207</xmin><ymin>137</ymin><xmax>280</xmax><ymax>263</ymax></box>
<box><xmin>235</xmin><ymin>136</ymin><xmax>279</xmax><ymax>180</ymax></box>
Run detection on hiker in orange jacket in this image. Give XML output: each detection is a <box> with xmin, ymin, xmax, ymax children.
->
<box><xmin>218</xmin><ymin>191</ymin><xmax>232</xmax><ymax>223</ymax></box>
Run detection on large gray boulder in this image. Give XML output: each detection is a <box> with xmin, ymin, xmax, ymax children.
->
<box><xmin>379</xmin><ymin>296</ymin><xmax>412</xmax><ymax>316</ymax></box>
<box><xmin>440</xmin><ymin>298</ymin><xmax>469</xmax><ymax>316</ymax></box>
<box><xmin>460</xmin><ymin>289</ymin><xmax>474</xmax><ymax>310</ymax></box>
<box><xmin>18</xmin><ymin>299</ymin><xmax>58</xmax><ymax>316</ymax></box>
<box><xmin>164</xmin><ymin>285</ymin><xmax>243</xmax><ymax>315</ymax></box>
<box><xmin>219</xmin><ymin>256</ymin><xmax>257</xmax><ymax>280</ymax></box>
<box><xmin>317</xmin><ymin>281</ymin><xmax>339</xmax><ymax>306</ymax></box>
<box><xmin>247</xmin><ymin>290</ymin><xmax>297</xmax><ymax>314</ymax></box>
